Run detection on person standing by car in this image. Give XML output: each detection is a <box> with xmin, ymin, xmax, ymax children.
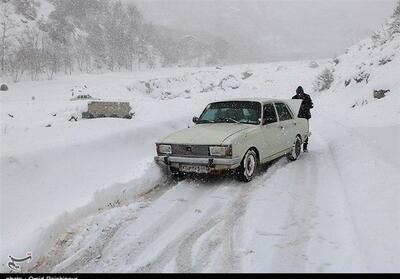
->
<box><xmin>292</xmin><ymin>86</ymin><xmax>313</xmax><ymax>152</ymax></box>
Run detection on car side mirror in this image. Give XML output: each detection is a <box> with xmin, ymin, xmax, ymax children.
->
<box><xmin>193</xmin><ymin>116</ymin><xmax>199</xmax><ymax>124</ymax></box>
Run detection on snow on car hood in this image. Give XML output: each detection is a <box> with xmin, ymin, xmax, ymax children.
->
<box><xmin>161</xmin><ymin>123</ymin><xmax>253</xmax><ymax>145</ymax></box>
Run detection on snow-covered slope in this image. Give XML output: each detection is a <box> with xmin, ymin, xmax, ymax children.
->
<box><xmin>1</xmin><ymin>0</ymin><xmax>53</xmax><ymax>39</ymax></box>
<box><xmin>315</xmin><ymin>17</ymin><xmax>400</xmax><ymax>127</ymax></box>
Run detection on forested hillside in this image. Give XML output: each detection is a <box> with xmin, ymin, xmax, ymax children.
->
<box><xmin>0</xmin><ymin>0</ymin><xmax>231</xmax><ymax>81</ymax></box>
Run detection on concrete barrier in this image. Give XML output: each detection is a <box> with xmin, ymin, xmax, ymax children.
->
<box><xmin>82</xmin><ymin>101</ymin><xmax>133</xmax><ymax>119</ymax></box>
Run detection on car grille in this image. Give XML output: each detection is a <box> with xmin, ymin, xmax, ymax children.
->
<box><xmin>171</xmin><ymin>144</ymin><xmax>210</xmax><ymax>157</ymax></box>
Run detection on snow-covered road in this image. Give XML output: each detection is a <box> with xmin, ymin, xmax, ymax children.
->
<box><xmin>1</xmin><ymin>61</ymin><xmax>399</xmax><ymax>272</ymax></box>
<box><xmin>30</xmin><ymin>109</ymin><xmax>400</xmax><ymax>272</ymax></box>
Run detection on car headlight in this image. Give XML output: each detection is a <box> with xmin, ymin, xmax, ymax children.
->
<box><xmin>209</xmin><ymin>145</ymin><xmax>232</xmax><ymax>157</ymax></box>
<box><xmin>157</xmin><ymin>144</ymin><xmax>172</xmax><ymax>155</ymax></box>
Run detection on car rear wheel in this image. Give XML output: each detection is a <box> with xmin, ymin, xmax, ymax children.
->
<box><xmin>287</xmin><ymin>135</ymin><xmax>302</xmax><ymax>161</ymax></box>
<box><xmin>236</xmin><ymin>149</ymin><xmax>258</xmax><ymax>182</ymax></box>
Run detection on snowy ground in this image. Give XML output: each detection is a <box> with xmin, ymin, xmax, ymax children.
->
<box><xmin>1</xmin><ymin>59</ymin><xmax>399</xmax><ymax>272</ymax></box>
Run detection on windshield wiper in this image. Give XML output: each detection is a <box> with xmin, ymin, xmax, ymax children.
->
<box><xmin>217</xmin><ymin>117</ymin><xmax>240</xmax><ymax>124</ymax></box>
<box><xmin>197</xmin><ymin>119</ymin><xmax>215</xmax><ymax>123</ymax></box>
<box><xmin>239</xmin><ymin>119</ymin><xmax>259</xmax><ymax>124</ymax></box>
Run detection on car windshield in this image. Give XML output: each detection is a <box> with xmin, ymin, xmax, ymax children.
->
<box><xmin>198</xmin><ymin>101</ymin><xmax>261</xmax><ymax>125</ymax></box>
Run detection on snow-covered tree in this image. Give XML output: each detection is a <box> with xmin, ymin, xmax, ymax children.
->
<box><xmin>14</xmin><ymin>0</ymin><xmax>38</xmax><ymax>20</ymax></box>
<box><xmin>390</xmin><ymin>0</ymin><xmax>400</xmax><ymax>35</ymax></box>
<box><xmin>313</xmin><ymin>68</ymin><xmax>334</xmax><ymax>92</ymax></box>
<box><xmin>2</xmin><ymin>0</ymin><xmax>231</xmax><ymax>80</ymax></box>
<box><xmin>0</xmin><ymin>0</ymin><xmax>16</xmax><ymax>73</ymax></box>
<box><xmin>394</xmin><ymin>0</ymin><xmax>400</xmax><ymax>17</ymax></box>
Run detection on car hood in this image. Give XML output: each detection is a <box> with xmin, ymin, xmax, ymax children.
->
<box><xmin>161</xmin><ymin>123</ymin><xmax>252</xmax><ymax>145</ymax></box>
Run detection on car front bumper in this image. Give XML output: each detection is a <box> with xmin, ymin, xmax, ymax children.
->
<box><xmin>154</xmin><ymin>155</ymin><xmax>242</xmax><ymax>173</ymax></box>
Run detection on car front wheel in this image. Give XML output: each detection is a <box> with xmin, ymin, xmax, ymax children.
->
<box><xmin>236</xmin><ymin>149</ymin><xmax>258</xmax><ymax>182</ymax></box>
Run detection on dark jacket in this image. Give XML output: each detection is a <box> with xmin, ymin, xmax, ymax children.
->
<box><xmin>292</xmin><ymin>93</ymin><xmax>314</xmax><ymax>119</ymax></box>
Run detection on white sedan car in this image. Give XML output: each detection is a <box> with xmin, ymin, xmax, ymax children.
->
<box><xmin>155</xmin><ymin>98</ymin><xmax>310</xmax><ymax>182</ymax></box>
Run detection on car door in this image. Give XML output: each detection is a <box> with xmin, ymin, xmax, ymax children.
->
<box><xmin>260</xmin><ymin>103</ymin><xmax>281</xmax><ymax>161</ymax></box>
<box><xmin>274</xmin><ymin>102</ymin><xmax>296</xmax><ymax>151</ymax></box>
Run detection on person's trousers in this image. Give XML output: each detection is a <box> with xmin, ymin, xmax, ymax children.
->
<box><xmin>304</xmin><ymin>119</ymin><xmax>310</xmax><ymax>150</ymax></box>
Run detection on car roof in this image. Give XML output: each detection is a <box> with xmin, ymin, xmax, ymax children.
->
<box><xmin>209</xmin><ymin>98</ymin><xmax>288</xmax><ymax>104</ymax></box>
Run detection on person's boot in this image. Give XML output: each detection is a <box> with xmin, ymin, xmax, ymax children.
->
<box><xmin>303</xmin><ymin>143</ymin><xmax>308</xmax><ymax>152</ymax></box>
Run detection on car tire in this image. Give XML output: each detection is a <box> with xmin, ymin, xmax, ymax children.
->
<box><xmin>286</xmin><ymin>135</ymin><xmax>302</xmax><ymax>161</ymax></box>
<box><xmin>236</xmin><ymin>149</ymin><xmax>258</xmax><ymax>182</ymax></box>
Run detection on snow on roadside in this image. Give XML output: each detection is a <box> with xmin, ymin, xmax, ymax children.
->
<box><xmin>0</xmin><ymin>118</ymin><xmax>184</xmax><ymax>268</ymax></box>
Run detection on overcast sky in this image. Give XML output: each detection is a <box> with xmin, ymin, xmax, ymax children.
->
<box><xmin>128</xmin><ymin>0</ymin><xmax>397</xmax><ymax>63</ymax></box>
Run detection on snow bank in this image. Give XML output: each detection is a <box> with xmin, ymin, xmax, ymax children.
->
<box><xmin>0</xmin><ymin>117</ymin><xmax>187</xmax><ymax>270</ymax></box>
<box><xmin>27</xmin><ymin>163</ymin><xmax>168</xmax><ymax>272</ymax></box>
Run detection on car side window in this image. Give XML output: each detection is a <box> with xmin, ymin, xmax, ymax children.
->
<box><xmin>275</xmin><ymin>103</ymin><xmax>293</xmax><ymax>121</ymax></box>
<box><xmin>263</xmin><ymin>103</ymin><xmax>277</xmax><ymax>124</ymax></box>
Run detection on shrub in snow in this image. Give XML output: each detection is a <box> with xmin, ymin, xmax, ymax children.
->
<box><xmin>371</xmin><ymin>31</ymin><xmax>382</xmax><ymax>46</ymax></box>
<box><xmin>390</xmin><ymin>19</ymin><xmax>400</xmax><ymax>36</ymax></box>
<box><xmin>395</xmin><ymin>0</ymin><xmax>400</xmax><ymax>16</ymax></box>
<box><xmin>161</xmin><ymin>91</ymin><xmax>173</xmax><ymax>100</ymax></box>
<box><xmin>378</xmin><ymin>56</ymin><xmax>394</xmax><ymax>65</ymax></box>
<box><xmin>351</xmin><ymin>99</ymin><xmax>369</xmax><ymax>108</ymax></box>
<box><xmin>353</xmin><ymin>71</ymin><xmax>370</xmax><ymax>84</ymax></box>
<box><xmin>276</xmin><ymin>65</ymin><xmax>286</xmax><ymax>71</ymax></box>
<box><xmin>313</xmin><ymin>68</ymin><xmax>334</xmax><ymax>92</ymax></box>
<box><xmin>200</xmin><ymin>84</ymin><xmax>216</xmax><ymax>93</ymax></box>
<box><xmin>373</xmin><ymin>89</ymin><xmax>390</xmax><ymax>99</ymax></box>
<box><xmin>332</xmin><ymin>57</ymin><xmax>340</xmax><ymax>65</ymax></box>
<box><xmin>218</xmin><ymin>75</ymin><xmax>240</xmax><ymax>90</ymax></box>
<box><xmin>309</xmin><ymin>61</ymin><xmax>319</xmax><ymax>68</ymax></box>
<box><xmin>241</xmin><ymin>71</ymin><xmax>253</xmax><ymax>80</ymax></box>
<box><xmin>0</xmin><ymin>84</ymin><xmax>8</xmax><ymax>91</ymax></box>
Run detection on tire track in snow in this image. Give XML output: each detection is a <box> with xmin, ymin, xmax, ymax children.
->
<box><xmin>79</xmin><ymin>180</ymin><xmax>214</xmax><ymax>272</ymax></box>
<box><xmin>268</xmin><ymin>146</ymin><xmax>320</xmax><ymax>272</ymax></box>
<box><xmin>133</xmin><ymin>175</ymin><xmax>261</xmax><ymax>272</ymax></box>
<box><xmin>321</xmin><ymin>134</ymin><xmax>367</xmax><ymax>271</ymax></box>
<box><xmin>267</xmin><ymin>130</ymin><xmax>366</xmax><ymax>272</ymax></box>
<box><xmin>315</xmin><ymin>112</ymin><xmax>399</xmax><ymax>271</ymax></box>
<box><xmin>135</xmin><ymin>210</ymin><xmax>223</xmax><ymax>273</ymax></box>
<box><xmin>31</xmin><ymin>176</ymin><xmax>178</xmax><ymax>273</ymax></box>
<box><xmin>32</xmin><ymin>156</ymin><xmax>297</xmax><ymax>273</ymax></box>
<box><xmin>218</xmin><ymin>183</ymin><xmax>253</xmax><ymax>272</ymax></box>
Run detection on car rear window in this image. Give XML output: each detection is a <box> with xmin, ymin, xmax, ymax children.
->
<box><xmin>275</xmin><ymin>103</ymin><xmax>293</xmax><ymax>121</ymax></box>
